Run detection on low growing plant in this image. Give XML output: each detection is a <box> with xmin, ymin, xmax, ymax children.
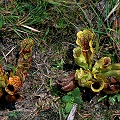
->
<box><xmin>60</xmin><ymin>87</ymin><xmax>82</xmax><ymax>119</ymax></box>
<box><xmin>74</xmin><ymin>29</ymin><xmax>120</xmax><ymax>94</ymax></box>
<box><xmin>57</xmin><ymin>29</ymin><xmax>120</xmax><ymax>117</ymax></box>
<box><xmin>0</xmin><ymin>38</ymin><xmax>34</xmax><ymax>108</ymax></box>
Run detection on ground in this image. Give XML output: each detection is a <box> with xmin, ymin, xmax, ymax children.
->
<box><xmin>0</xmin><ymin>0</ymin><xmax>120</xmax><ymax>120</ymax></box>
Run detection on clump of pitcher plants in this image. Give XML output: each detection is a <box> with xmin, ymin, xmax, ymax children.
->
<box><xmin>57</xmin><ymin>29</ymin><xmax>120</xmax><ymax>94</ymax></box>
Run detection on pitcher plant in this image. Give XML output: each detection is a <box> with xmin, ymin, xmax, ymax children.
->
<box><xmin>74</xmin><ymin>30</ymin><xmax>120</xmax><ymax>94</ymax></box>
<box><xmin>57</xmin><ymin>29</ymin><xmax>120</xmax><ymax>94</ymax></box>
<box><xmin>0</xmin><ymin>38</ymin><xmax>34</xmax><ymax>102</ymax></box>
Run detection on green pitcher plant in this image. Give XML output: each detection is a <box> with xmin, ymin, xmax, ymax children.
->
<box><xmin>74</xmin><ymin>30</ymin><xmax>120</xmax><ymax>94</ymax></box>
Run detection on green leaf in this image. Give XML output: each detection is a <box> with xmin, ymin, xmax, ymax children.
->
<box><xmin>43</xmin><ymin>27</ymin><xmax>50</xmax><ymax>40</ymax></box>
<box><xmin>62</xmin><ymin>95</ymin><xmax>72</xmax><ymax>103</ymax></box>
<box><xmin>49</xmin><ymin>78</ymin><xmax>52</xmax><ymax>89</ymax></box>
<box><xmin>97</xmin><ymin>95</ymin><xmax>107</xmax><ymax>103</ymax></box>
<box><xmin>72</xmin><ymin>87</ymin><xmax>80</xmax><ymax>98</ymax></box>
<box><xmin>65</xmin><ymin>102</ymin><xmax>73</xmax><ymax>114</ymax></box>
<box><xmin>74</xmin><ymin>97</ymin><xmax>82</xmax><ymax>104</ymax></box>
<box><xmin>67</xmin><ymin>91</ymin><xmax>72</xmax><ymax>95</ymax></box>
<box><xmin>0</xmin><ymin>15</ymin><xmax>3</xmax><ymax>28</ymax></box>
<box><xmin>116</xmin><ymin>94</ymin><xmax>120</xmax><ymax>102</ymax></box>
<box><xmin>109</xmin><ymin>96</ymin><xmax>116</xmax><ymax>105</ymax></box>
<box><xmin>59</xmin><ymin>108</ymin><xmax>67</xmax><ymax>119</ymax></box>
<box><xmin>4</xmin><ymin>65</ymin><xmax>16</xmax><ymax>75</ymax></box>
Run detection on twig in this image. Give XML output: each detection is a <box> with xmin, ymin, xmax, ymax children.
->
<box><xmin>21</xmin><ymin>24</ymin><xmax>41</xmax><ymax>33</ymax></box>
<box><xmin>20</xmin><ymin>108</ymin><xmax>38</xmax><ymax>120</ymax></box>
<box><xmin>67</xmin><ymin>103</ymin><xmax>78</xmax><ymax>120</ymax></box>
<box><xmin>34</xmin><ymin>83</ymin><xmax>44</xmax><ymax>95</ymax></box>
<box><xmin>1</xmin><ymin>46</ymin><xmax>16</xmax><ymax>62</ymax></box>
<box><xmin>1</xmin><ymin>51</ymin><xmax>7</xmax><ymax>62</ymax></box>
<box><xmin>104</xmin><ymin>0</ymin><xmax>120</xmax><ymax>22</ymax></box>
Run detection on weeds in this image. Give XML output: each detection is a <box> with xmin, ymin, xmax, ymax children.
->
<box><xmin>8</xmin><ymin>111</ymin><xmax>20</xmax><ymax>119</ymax></box>
<box><xmin>98</xmin><ymin>93</ymin><xmax>120</xmax><ymax>105</ymax></box>
<box><xmin>51</xmin><ymin>58</ymin><xmax>64</xmax><ymax>70</ymax></box>
<box><xmin>60</xmin><ymin>87</ymin><xmax>82</xmax><ymax>119</ymax></box>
